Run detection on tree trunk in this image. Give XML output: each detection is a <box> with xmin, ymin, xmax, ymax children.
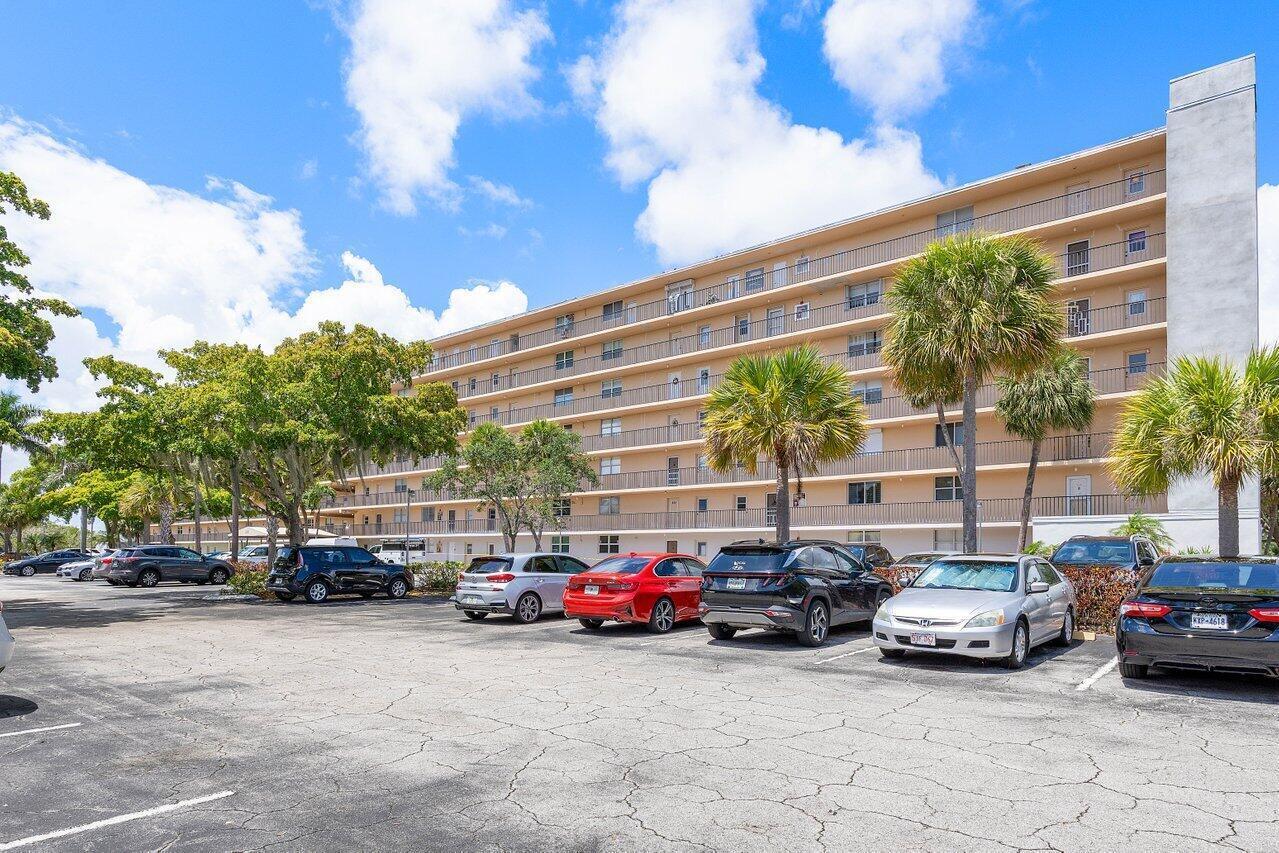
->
<box><xmin>1219</xmin><ymin>478</ymin><xmax>1241</xmax><ymax>557</ymax></box>
<box><xmin>158</xmin><ymin>496</ymin><xmax>175</xmax><ymax>545</ymax></box>
<box><xmin>775</xmin><ymin>461</ymin><xmax>791</xmax><ymax>543</ymax></box>
<box><xmin>192</xmin><ymin>480</ymin><xmax>203</xmax><ymax>554</ymax></box>
<box><xmin>229</xmin><ymin>462</ymin><xmax>242</xmax><ymax>558</ymax></box>
<box><xmin>1018</xmin><ymin>440</ymin><xmax>1041</xmax><ymax>553</ymax></box>
<box><xmin>2</xmin><ymin>530</ymin><xmax>11</xmax><ymax>554</ymax></box>
<box><xmin>79</xmin><ymin>505</ymin><xmax>89</xmax><ymax>552</ymax></box>
<box><xmin>961</xmin><ymin>370</ymin><xmax>979</xmax><ymax>554</ymax></box>
<box><xmin>286</xmin><ymin>502</ymin><xmax>304</xmax><ymax>546</ymax></box>
<box><xmin>104</xmin><ymin>520</ymin><xmax>118</xmax><ymax>549</ymax></box>
<box><xmin>266</xmin><ymin>512</ymin><xmax>278</xmax><ymax>567</ymax></box>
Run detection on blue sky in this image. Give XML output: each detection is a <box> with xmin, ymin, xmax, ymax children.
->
<box><xmin>0</xmin><ymin>1</ymin><xmax>1275</xmax><ymax>414</ymax></box>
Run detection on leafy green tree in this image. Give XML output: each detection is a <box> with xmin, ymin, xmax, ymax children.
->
<box><xmin>521</xmin><ymin>419</ymin><xmax>597</xmax><ymax>550</ymax></box>
<box><xmin>885</xmin><ymin>232</ymin><xmax>1062</xmax><ymax>553</ymax></box>
<box><xmin>0</xmin><ymin>392</ymin><xmax>44</xmax><ymax>483</ymax></box>
<box><xmin>1109</xmin><ymin>512</ymin><xmax>1175</xmax><ymax>554</ymax></box>
<box><xmin>0</xmin><ymin>172</ymin><xmax>78</xmax><ymax>391</ymax></box>
<box><xmin>996</xmin><ymin>348</ymin><xmax>1095</xmax><ymax>551</ymax></box>
<box><xmin>703</xmin><ymin>346</ymin><xmax>868</xmax><ymax>542</ymax></box>
<box><xmin>0</xmin><ymin>465</ymin><xmax>52</xmax><ymax>552</ymax></box>
<box><xmin>1110</xmin><ymin>350</ymin><xmax>1279</xmax><ymax>556</ymax></box>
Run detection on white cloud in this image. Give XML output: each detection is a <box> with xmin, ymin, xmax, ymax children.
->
<box><xmin>571</xmin><ymin>0</ymin><xmax>944</xmax><ymax>266</ymax></box>
<box><xmin>0</xmin><ymin>117</ymin><xmax>528</xmax><ymax>418</ymax></box>
<box><xmin>822</xmin><ymin>0</ymin><xmax>976</xmax><ymax>119</ymax></box>
<box><xmin>458</xmin><ymin>222</ymin><xmax>509</xmax><ymax>239</ymax></box>
<box><xmin>468</xmin><ymin>176</ymin><xmax>533</xmax><ymax>209</ymax></box>
<box><xmin>299</xmin><ymin>158</ymin><xmax>318</xmax><ymax>180</ymax></box>
<box><xmin>1261</xmin><ymin>184</ymin><xmax>1278</xmax><ymax>346</ymax></box>
<box><xmin>342</xmin><ymin>0</ymin><xmax>552</xmax><ymax>214</ymax></box>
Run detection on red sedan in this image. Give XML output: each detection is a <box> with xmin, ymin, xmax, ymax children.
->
<box><xmin>564</xmin><ymin>552</ymin><xmax>706</xmax><ymax>633</ymax></box>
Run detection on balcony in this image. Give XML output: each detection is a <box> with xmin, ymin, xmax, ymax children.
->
<box><xmin>428</xmin><ymin>171</ymin><xmax>1166</xmax><ymax>375</ymax></box>
<box><xmin>350</xmin><ymin>493</ymin><xmax>1167</xmax><ymax>538</ymax></box>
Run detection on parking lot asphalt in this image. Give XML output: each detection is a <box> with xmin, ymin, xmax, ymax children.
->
<box><xmin>1</xmin><ymin>575</ymin><xmax>1277</xmax><ymax>852</ymax></box>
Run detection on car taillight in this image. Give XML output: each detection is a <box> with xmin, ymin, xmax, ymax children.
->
<box><xmin>100</xmin><ymin>557</ymin><xmax>113</xmax><ymax>565</ymax></box>
<box><xmin>1120</xmin><ymin>601</ymin><xmax>1171</xmax><ymax>619</ymax></box>
<box><xmin>486</xmin><ymin>573</ymin><xmax>515</xmax><ymax>583</ymax></box>
<box><xmin>457</xmin><ymin>572</ymin><xmax>466</xmax><ymax>583</ymax></box>
<box><xmin>1248</xmin><ymin>607</ymin><xmax>1279</xmax><ymax>623</ymax></box>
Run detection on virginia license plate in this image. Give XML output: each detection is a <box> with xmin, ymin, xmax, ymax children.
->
<box><xmin>910</xmin><ymin>632</ymin><xmax>937</xmax><ymax>647</ymax></box>
<box><xmin>584</xmin><ymin>585</ymin><xmax>599</xmax><ymax>596</ymax></box>
<box><xmin>1191</xmin><ymin>613</ymin><xmax>1228</xmax><ymax>630</ymax></box>
<box><xmin>726</xmin><ymin>577</ymin><xmax>747</xmax><ymax>590</ymax></box>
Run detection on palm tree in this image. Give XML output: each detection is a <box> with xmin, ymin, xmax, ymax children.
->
<box><xmin>1110</xmin><ymin>512</ymin><xmax>1174</xmax><ymax>553</ymax></box>
<box><xmin>0</xmin><ymin>392</ymin><xmax>45</xmax><ymax>484</ymax></box>
<box><xmin>118</xmin><ymin>472</ymin><xmax>191</xmax><ymax>545</ymax></box>
<box><xmin>1110</xmin><ymin>350</ymin><xmax>1279</xmax><ymax>557</ymax></box>
<box><xmin>885</xmin><ymin>232</ymin><xmax>1062</xmax><ymax>553</ymax></box>
<box><xmin>703</xmin><ymin>346</ymin><xmax>868</xmax><ymax>542</ymax></box>
<box><xmin>996</xmin><ymin>348</ymin><xmax>1095</xmax><ymax>551</ymax></box>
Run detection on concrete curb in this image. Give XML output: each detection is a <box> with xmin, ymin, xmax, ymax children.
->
<box><xmin>1072</xmin><ymin>630</ymin><xmax>1107</xmax><ymax>641</ymax></box>
<box><xmin>202</xmin><ymin>593</ymin><xmax>262</xmax><ymax>603</ymax></box>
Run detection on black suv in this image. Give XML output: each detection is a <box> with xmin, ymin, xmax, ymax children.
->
<box><xmin>103</xmin><ymin>546</ymin><xmax>235</xmax><ymax>587</ymax></box>
<box><xmin>700</xmin><ymin>540</ymin><xmax>894</xmax><ymax>647</ymax></box>
<box><xmin>1051</xmin><ymin>535</ymin><xmax>1159</xmax><ymax>574</ymax></box>
<box><xmin>267</xmin><ymin>545</ymin><xmax>412</xmax><ymax>604</ymax></box>
<box><xmin>4</xmin><ymin>550</ymin><xmax>91</xmax><ymax>577</ymax></box>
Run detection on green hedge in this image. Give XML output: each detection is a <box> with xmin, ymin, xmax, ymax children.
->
<box><xmin>407</xmin><ymin>561</ymin><xmax>467</xmax><ymax>594</ymax></box>
<box><xmin>224</xmin><ymin>561</ymin><xmax>271</xmax><ymax>599</ymax></box>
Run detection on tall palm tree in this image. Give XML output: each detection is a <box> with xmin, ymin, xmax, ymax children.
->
<box><xmin>703</xmin><ymin>346</ymin><xmax>868</xmax><ymax>542</ymax></box>
<box><xmin>995</xmin><ymin>347</ymin><xmax>1095</xmax><ymax>551</ymax></box>
<box><xmin>118</xmin><ymin>472</ymin><xmax>191</xmax><ymax>545</ymax></box>
<box><xmin>885</xmin><ymin>232</ymin><xmax>1062</xmax><ymax>552</ymax></box>
<box><xmin>0</xmin><ymin>392</ymin><xmax>45</xmax><ymax>484</ymax></box>
<box><xmin>1110</xmin><ymin>349</ymin><xmax>1279</xmax><ymax>557</ymax></box>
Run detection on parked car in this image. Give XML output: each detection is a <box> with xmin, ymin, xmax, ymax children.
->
<box><xmin>845</xmin><ymin>542</ymin><xmax>895</xmax><ymax>571</ymax></box>
<box><xmin>266</xmin><ymin>545</ymin><xmax>412</xmax><ymax>603</ymax></box>
<box><xmin>454</xmin><ymin>553</ymin><xmax>592</xmax><ymax>623</ymax></box>
<box><xmin>699</xmin><ymin>540</ymin><xmax>893</xmax><ymax>647</ymax></box>
<box><xmin>103</xmin><ymin>546</ymin><xmax>235</xmax><ymax>588</ymax></box>
<box><xmin>3</xmin><ymin>550</ymin><xmax>91</xmax><ymax>577</ymax></box>
<box><xmin>872</xmin><ymin>554</ymin><xmax>1076</xmax><ymax>668</ymax></box>
<box><xmin>92</xmin><ymin>551</ymin><xmax>119</xmax><ymax>580</ymax></box>
<box><xmin>888</xmin><ymin>551</ymin><xmax>957</xmax><ymax>584</ymax></box>
<box><xmin>1116</xmin><ymin>556</ymin><xmax>1279</xmax><ymax>680</ymax></box>
<box><xmin>1051</xmin><ymin>535</ymin><xmax>1159</xmax><ymax>575</ymax></box>
<box><xmin>236</xmin><ymin>545</ymin><xmax>271</xmax><ymax>566</ymax></box>
<box><xmin>0</xmin><ymin>602</ymin><xmax>13</xmax><ymax>674</ymax></box>
<box><xmin>57</xmin><ymin>551</ymin><xmax>112</xmax><ymax>581</ymax></box>
<box><xmin>563</xmin><ymin>553</ymin><xmax>706</xmax><ymax>633</ymax></box>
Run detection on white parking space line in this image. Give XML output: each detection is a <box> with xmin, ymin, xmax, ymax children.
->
<box><xmin>1076</xmin><ymin>656</ymin><xmax>1119</xmax><ymax>691</ymax></box>
<box><xmin>0</xmin><ymin>790</ymin><xmax>235</xmax><ymax>851</ymax></box>
<box><xmin>813</xmin><ymin>645</ymin><xmax>878</xmax><ymax>665</ymax></box>
<box><xmin>0</xmin><ymin>723</ymin><xmax>82</xmax><ymax>739</ymax></box>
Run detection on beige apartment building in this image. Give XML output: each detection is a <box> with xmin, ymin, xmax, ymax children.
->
<box><xmin>163</xmin><ymin>57</ymin><xmax>1260</xmax><ymax>560</ymax></box>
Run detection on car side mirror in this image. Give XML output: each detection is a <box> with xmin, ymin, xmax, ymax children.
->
<box><xmin>1028</xmin><ymin>581</ymin><xmax>1050</xmax><ymax>594</ymax></box>
<box><xmin>1139</xmin><ymin>557</ymin><xmax>1154</xmax><ymax>567</ymax></box>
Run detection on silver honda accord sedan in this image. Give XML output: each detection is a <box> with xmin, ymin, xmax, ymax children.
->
<box><xmin>872</xmin><ymin>554</ymin><xmax>1076</xmax><ymax>669</ymax></box>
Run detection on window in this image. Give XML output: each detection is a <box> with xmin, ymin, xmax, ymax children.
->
<box><xmin>848</xmin><ymin>530</ymin><xmax>882</xmax><ymax>544</ymax></box>
<box><xmin>601</xmin><ymin>379</ymin><xmax>622</xmax><ymax>399</ymax></box>
<box><xmin>735</xmin><ymin>496</ymin><xmax>747</xmax><ymax>511</ymax></box>
<box><xmin>795</xmin><ymin>256</ymin><xmax>810</xmax><ymax>277</ymax></box>
<box><xmin>555</xmin><ymin>350</ymin><xmax>574</xmax><ymax>371</ymax></box>
<box><xmin>555</xmin><ymin>313</ymin><xmax>575</xmax><ymax>337</ymax></box>
<box><xmin>599</xmin><ymin>496</ymin><xmax>620</xmax><ymax>515</ymax></box>
<box><xmin>465</xmin><ymin>543</ymin><xmax>474</xmax><ymax>556</ymax></box>
<box><xmin>393</xmin><ymin>477</ymin><xmax>408</xmax><ymax>492</ymax></box>
<box><xmin>509</xmin><ymin>333</ymin><xmax>520</xmax><ymax>352</ymax></box>
<box><xmin>600</xmin><ymin>456</ymin><xmax>621</xmax><ymax>476</ymax></box>
<box><xmin>935</xmin><ymin>422</ymin><xmax>964</xmax><ymax>448</ymax></box>
<box><xmin>735</xmin><ymin>315</ymin><xmax>750</xmax><ymax>342</ymax></box>
<box><xmin>602</xmin><ymin>300</ymin><xmax>624</xmax><ymax>322</ymax></box>
<box><xmin>667</xmin><ymin>457</ymin><xmax>680</xmax><ymax>486</ymax></box>
<box><xmin>1067</xmin><ymin>298</ymin><xmax>1091</xmax><ymax>336</ymax></box>
<box><xmin>552</xmin><ymin>498</ymin><xmax>571</xmax><ymax>518</ymax></box>
<box><xmin>654</xmin><ymin>558</ymin><xmax>680</xmax><ymax>578</ymax></box>
<box><xmin>697</xmin><ymin>325</ymin><xmax>711</xmax><ymax>348</ymax></box>
<box><xmin>766</xmin><ymin>306</ymin><xmax>784</xmax><ymax>336</ymax></box>
<box><xmin>491</xmin><ymin>373</ymin><xmax>500</xmax><ymax>390</ymax></box>
<box><xmin>1125</xmin><ymin>168</ymin><xmax>1146</xmax><ymax>196</ymax></box>
<box><xmin>550</xmin><ymin>535</ymin><xmax>570</xmax><ymax>554</ymax></box>
<box><xmin>744</xmin><ymin>267</ymin><xmax>765</xmax><ymax>292</ymax></box>
<box><xmin>696</xmin><ymin>454</ymin><xmax>708</xmax><ymax>471</ymax></box>
<box><xmin>667</xmin><ymin>281</ymin><xmax>693</xmax><ymax>313</ymax></box>
<box><xmin>933</xmin><ymin>529</ymin><xmax>961</xmax><ymax>550</ymax></box>
<box><xmin>726</xmin><ymin>274</ymin><xmax>740</xmax><ymax>298</ymax></box>
<box><xmin>553</xmin><ymin>387</ymin><xmax>573</xmax><ymax>406</ymax></box>
<box><xmin>468</xmin><ymin>410</ymin><xmax>477</xmax><ymax>426</ymax></box>
<box><xmin>847</xmin><ymin>481</ymin><xmax>882</xmax><ymax>505</ymax></box>
<box><xmin>599</xmin><ymin>535</ymin><xmax>620</xmax><ymax>554</ymax></box>
<box><xmin>851</xmin><ymin>380</ymin><xmax>882</xmax><ymax>404</ymax></box>
<box><xmin>1126</xmin><ymin>289</ymin><xmax>1147</xmax><ymax>317</ymax></box>
<box><xmin>1127</xmin><ymin>351</ymin><xmax>1148</xmax><ymax>375</ymax></box>
<box><xmin>451</xmin><ymin>380</ymin><xmax>459</xmax><ymax>393</ymax></box>
<box><xmin>600</xmin><ymin>417</ymin><xmax>621</xmax><ymax>436</ymax></box>
<box><xmin>935</xmin><ymin>205</ymin><xmax>974</xmax><ymax>237</ymax></box>
<box><xmin>468</xmin><ymin>377</ymin><xmax>477</xmax><ymax>392</ymax></box>
<box><xmin>846</xmin><ymin>279</ymin><xmax>883</xmax><ymax>310</ymax></box>
<box><xmin>696</xmin><ymin>541</ymin><xmax>708</xmax><ymax>557</ymax></box>
<box><xmin>1126</xmin><ymin>230</ymin><xmax>1147</xmax><ymax>255</ymax></box>
<box><xmin>794</xmin><ymin>302</ymin><xmax>810</xmax><ymax>322</ymax></box>
<box><xmin>489</xmin><ymin>338</ymin><xmax>501</xmax><ymax>358</ymax></box>
<box><xmin>934</xmin><ymin>476</ymin><xmax>963</xmax><ymax>502</ymax></box>
<box><xmin>847</xmin><ymin>330</ymin><xmax>882</xmax><ymax>357</ymax></box>
<box><xmin>490</xmin><ymin>406</ymin><xmax>499</xmax><ymax>421</ymax></box>
<box><xmin>601</xmin><ymin>339</ymin><xmax>623</xmax><ymax>361</ymax></box>
<box><xmin>1066</xmin><ymin>240</ymin><xmax>1090</xmax><ymax>276</ymax></box>
<box><xmin>696</xmin><ymin>498</ymin><xmax>709</xmax><ymax>512</ymax></box>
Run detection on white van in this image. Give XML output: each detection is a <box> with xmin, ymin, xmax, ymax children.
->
<box><xmin>305</xmin><ymin>536</ymin><xmax>359</xmax><ymax>548</ymax></box>
<box><xmin>369</xmin><ymin>539</ymin><xmax>429</xmax><ymax>565</ymax></box>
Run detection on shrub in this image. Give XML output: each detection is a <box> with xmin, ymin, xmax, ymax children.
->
<box><xmin>408</xmin><ymin>561</ymin><xmax>467</xmax><ymax>595</ymax></box>
<box><xmin>1057</xmin><ymin>565</ymin><xmax>1136</xmax><ymax>634</ymax></box>
<box><xmin>1023</xmin><ymin>541</ymin><xmax>1058</xmax><ymax>557</ymax></box>
<box><xmin>225</xmin><ymin>561</ymin><xmax>271</xmax><ymax>599</ymax></box>
<box><xmin>872</xmin><ymin>565</ymin><xmax>918</xmax><ymax>594</ymax></box>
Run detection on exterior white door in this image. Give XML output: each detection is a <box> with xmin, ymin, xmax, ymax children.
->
<box><xmin>668</xmin><ymin>372</ymin><xmax>682</xmax><ymax>399</ymax></box>
<box><xmin>1066</xmin><ymin>475</ymin><xmax>1092</xmax><ymax>516</ymax></box>
<box><xmin>862</xmin><ymin>428</ymin><xmax>883</xmax><ymax>454</ymax></box>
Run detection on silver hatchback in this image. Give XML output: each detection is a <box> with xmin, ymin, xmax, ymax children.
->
<box><xmin>454</xmin><ymin>553</ymin><xmax>592</xmax><ymax>623</ymax></box>
<box><xmin>872</xmin><ymin>554</ymin><xmax>1076</xmax><ymax>669</ymax></box>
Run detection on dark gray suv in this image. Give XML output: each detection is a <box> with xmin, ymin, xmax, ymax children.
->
<box><xmin>104</xmin><ymin>546</ymin><xmax>235</xmax><ymax>588</ymax></box>
<box><xmin>266</xmin><ymin>545</ymin><xmax>412</xmax><ymax>604</ymax></box>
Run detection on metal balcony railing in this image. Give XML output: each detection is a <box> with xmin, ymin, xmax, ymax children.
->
<box><xmin>428</xmin><ymin>172</ymin><xmax>1165</xmax><ymax>374</ymax></box>
<box><xmin>1066</xmin><ymin>296</ymin><xmax>1166</xmax><ymax>337</ymax></box>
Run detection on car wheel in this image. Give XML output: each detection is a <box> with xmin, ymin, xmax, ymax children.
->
<box><xmin>1119</xmin><ymin>661</ymin><xmax>1149</xmax><ymax>679</ymax></box>
<box><xmin>386</xmin><ymin>577</ymin><xmax>409</xmax><ymax>600</ymax></box>
<box><xmin>707</xmin><ymin>622</ymin><xmax>737</xmax><ymax>640</ymax></box>
<box><xmin>274</xmin><ymin>592</ymin><xmax>296</xmax><ymax>602</ymax></box>
<box><xmin>20</xmin><ymin>566</ymin><xmax>34</xmax><ymax>577</ymax></box>
<box><xmin>578</xmin><ymin>618</ymin><xmax>604</xmax><ymax>630</ymax></box>
<box><xmin>1055</xmin><ymin>608</ymin><xmax>1075</xmax><ymax>646</ymax></box>
<box><xmin>464</xmin><ymin>610</ymin><xmax>488</xmax><ymax>620</ymax></box>
<box><xmin>304</xmin><ymin>580</ymin><xmax>330</xmax><ymax>604</ymax></box>
<box><xmin>513</xmin><ymin>592</ymin><xmax>542</xmax><ymax>623</ymax></box>
<box><xmin>138</xmin><ymin>569</ymin><xmax>160</xmax><ymax>588</ymax></box>
<box><xmin>79</xmin><ymin>568</ymin><xmax>92</xmax><ymax>582</ymax></box>
<box><xmin>879</xmin><ymin>648</ymin><xmax>906</xmax><ymax>659</ymax></box>
<box><xmin>797</xmin><ymin>600</ymin><xmax>830</xmax><ymax>647</ymax></box>
<box><xmin>1003</xmin><ymin>619</ymin><xmax>1029</xmax><ymax>670</ymax></box>
<box><xmin>647</xmin><ymin>598</ymin><xmax>676</xmax><ymax>634</ymax></box>
<box><xmin>209</xmin><ymin>568</ymin><xmax>229</xmax><ymax>585</ymax></box>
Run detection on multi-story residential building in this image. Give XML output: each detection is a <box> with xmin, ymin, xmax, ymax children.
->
<box><xmin>160</xmin><ymin>57</ymin><xmax>1260</xmax><ymax>559</ymax></box>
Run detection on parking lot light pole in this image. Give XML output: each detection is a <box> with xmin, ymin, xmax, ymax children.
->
<box><xmin>404</xmin><ymin>487</ymin><xmax>412</xmax><ymax>566</ymax></box>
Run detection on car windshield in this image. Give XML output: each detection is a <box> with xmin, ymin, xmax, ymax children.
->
<box><xmin>913</xmin><ymin>560</ymin><xmax>1019</xmax><ymax>593</ymax></box>
<box><xmin>466</xmin><ymin>558</ymin><xmax>512</xmax><ymax>574</ymax></box>
<box><xmin>587</xmin><ymin>557</ymin><xmax>651</xmax><ymax>575</ymax></box>
<box><xmin>898</xmin><ymin>552</ymin><xmax>944</xmax><ymax>564</ymax></box>
<box><xmin>707</xmin><ymin>549</ymin><xmax>790</xmax><ymax>573</ymax></box>
<box><xmin>1146</xmin><ymin>562</ymin><xmax>1279</xmax><ymax>593</ymax></box>
<box><xmin>1052</xmin><ymin>541</ymin><xmax>1133</xmax><ymax>564</ymax></box>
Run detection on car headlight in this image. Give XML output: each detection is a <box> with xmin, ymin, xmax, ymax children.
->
<box><xmin>965</xmin><ymin>610</ymin><xmax>1006</xmax><ymax>628</ymax></box>
<box><xmin>874</xmin><ymin>603</ymin><xmax>890</xmax><ymax>622</ymax></box>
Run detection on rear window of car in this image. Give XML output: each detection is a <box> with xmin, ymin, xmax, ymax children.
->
<box><xmin>706</xmin><ymin>548</ymin><xmax>793</xmax><ymax>574</ymax></box>
<box><xmin>273</xmin><ymin>547</ymin><xmax>298</xmax><ymax>567</ymax></box>
<box><xmin>589</xmin><ymin>556</ymin><xmax>651</xmax><ymax>575</ymax></box>
<box><xmin>466</xmin><ymin>557</ymin><xmax>512</xmax><ymax>574</ymax></box>
<box><xmin>1146</xmin><ymin>562</ymin><xmax>1279</xmax><ymax>592</ymax></box>
<box><xmin>914</xmin><ymin>560</ymin><xmax>1019</xmax><ymax>593</ymax></box>
<box><xmin>1052</xmin><ymin>540</ymin><xmax>1134</xmax><ymax>564</ymax></box>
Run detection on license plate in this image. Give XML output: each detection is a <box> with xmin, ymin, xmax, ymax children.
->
<box><xmin>910</xmin><ymin>632</ymin><xmax>937</xmax><ymax>647</ymax></box>
<box><xmin>584</xmin><ymin>585</ymin><xmax>599</xmax><ymax>596</ymax></box>
<box><xmin>726</xmin><ymin>577</ymin><xmax>747</xmax><ymax>590</ymax></box>
<box><xmin>462</xmin><ymin>596</ymin><xmax>483</xmax><ymax>605</ymax></box>
<box><xmin>1191</xmin><ymin>613</ymin><xmax>1229</xmax><ymax>630</ymax></box>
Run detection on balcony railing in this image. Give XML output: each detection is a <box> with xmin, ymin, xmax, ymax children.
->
<box><xmin>344</xmin><ymin>432</ymin><xmax>1114</xmax><ymax>508</ymax></box>
<box><xmin>1066</xmin><ymin>296</ymin><xmax>1166</xmax><ymax>338</ymax></box>
<box><xmin>350</xmin><ymin>493</ymin><xmax>1167</xmax><ymax>538</ymax></box>
<box><xmin>428</xmin><ymin>172</ymin><xmax>1166</xmax><ymax>374</ymax></box>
